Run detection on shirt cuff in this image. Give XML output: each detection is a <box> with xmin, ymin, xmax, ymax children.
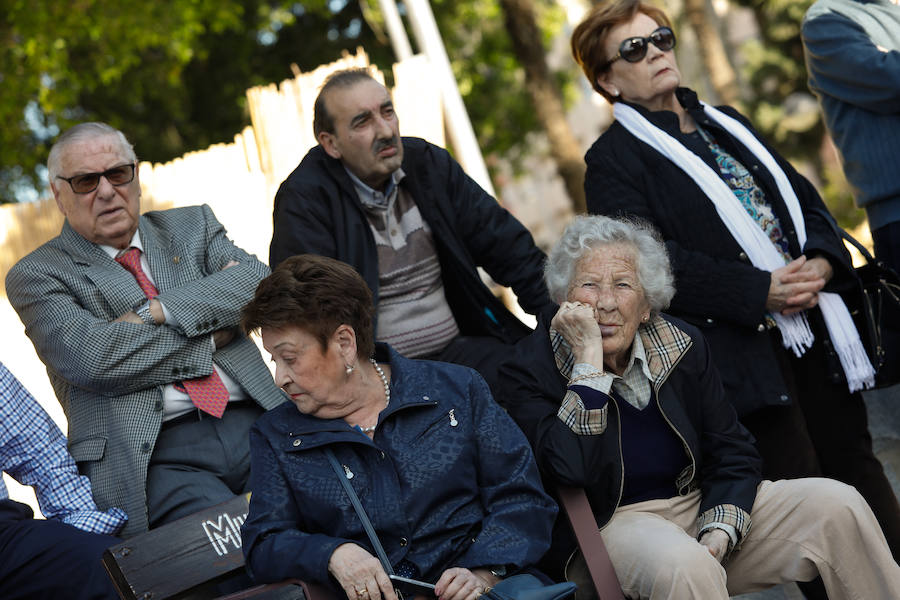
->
<box><xmin>570</xmin><ymin>363</ymin><xmax>614</xmax><ymax>393</ymax></box>
<box><xmin>159</xmin><ymin>300</ymin><xmax>175</xmax><ymax>326</ymax></box>
<box><xmin>61</xmin><ymin>506</ymin><xmax>128</xmax><ymax>536</ymax></box>
<box><xmin>698</xmin><ymin>521</ymin><xmax>738</xmax><ymax>550</ymax></box>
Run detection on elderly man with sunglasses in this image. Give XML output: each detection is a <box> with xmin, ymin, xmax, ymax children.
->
<box><xmin>6</xmin><ymin>122</ymin><xmax>284</xmax><ymax>539</ymax></box>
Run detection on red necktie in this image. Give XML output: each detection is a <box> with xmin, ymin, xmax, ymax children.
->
<box><xmin>116</xmin><ymin>247</ymin><xmax>229</xmax><ymax>418</ymax></box>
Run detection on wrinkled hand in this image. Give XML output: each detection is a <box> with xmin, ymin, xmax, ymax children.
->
<box><xmin>551</xmin><ymin>302</ymin><xmax>605</xmax><ymax>368</ymax></box>
<box><xmin>213</xmin><ymin>327</ymin><xmax>236</xmax><ymax>349</ymax></box>
<box><xmin>766</xmin><ymin>257</ymin><xmax>827</xmax><ymax>315</ymax></box>
<box><xmin>699</xmin><ymin>529</ymin><xmax>730</xmax><ymax>564</ymax></box>
<box><xmin>791</xmin><ymin>256</ymin><xmax>833</xmax><ymax>285</ymax></box>
<box><xmin>114</xmin><ymin>299</ymin><xmax>163</xmax><ymax>325</ymax></box>
<box><xmin>114</xmin><ymin>311</ymin><xmax>143</xmax><ymax>324</ymax></box>
<box><xmin>328</xmin><ymin>543</ymin><xmax>397</xmax><ymax>600</ymax></box>
<box><xmin>434</xmin><ymin>567</ymin><xmax>493</xmax><ymax>600</ymax></box>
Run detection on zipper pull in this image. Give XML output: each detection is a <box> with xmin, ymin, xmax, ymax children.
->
<box><xmin>449</xmin><ymin>409</ymin><xmax>458</xmax><ymax>427</ymax></box>
<box><xmin>343</xmin><ymin>464</ymin><xmax>354</xmax><ymax>479</ymax></box>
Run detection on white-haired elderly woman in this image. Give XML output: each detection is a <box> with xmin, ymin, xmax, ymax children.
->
<box><xmin>498</xmin><ymin>215</ymin><xmax>900</xmax><ymax>600</ymax></box>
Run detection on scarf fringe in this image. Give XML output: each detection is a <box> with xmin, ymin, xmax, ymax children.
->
<box><xmin>773</xmin><ymin>312</ymin><xmax>814</xmax><ymax>357</ymax></box>
<box><xmin>819</xmin><ymin>292</ymin><xmax>876</xmax><ymax>392</ymax></box>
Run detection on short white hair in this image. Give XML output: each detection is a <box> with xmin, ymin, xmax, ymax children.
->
<box><xmin>47</xmin><ymin>122</ymin><xmax>136</xmax><ymax>180</ymax></box>
<box><xmin>545</xmin><ymin>215</ymin><xmax>675</xmax><ymax>315</ymax></box>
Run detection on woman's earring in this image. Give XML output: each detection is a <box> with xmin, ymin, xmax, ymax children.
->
<box><xmin>612</xmin><ymin>88</ymin><xmax>620</xmax><ymax>97</ymax></box>
<box><xmin>345</xmin><ymin>363</ymin><xmax>354</xmax><ymax>375</ymax></box>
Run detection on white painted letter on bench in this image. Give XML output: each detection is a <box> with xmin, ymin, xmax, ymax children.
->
<box><xmin>203</xmin><ymin>511</ymin><xmax>249</xmax><ymax>556</ymax></box>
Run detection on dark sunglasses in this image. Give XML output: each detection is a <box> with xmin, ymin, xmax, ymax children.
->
<box><xmin>56</xmin><ymin>163</ymin><xmax>136</xmax><ymax>194</ymax></box>
<box><xmin>603</xmin><ymin>26</ymin><xmax>676</xmax><ymax>69</ymax></box>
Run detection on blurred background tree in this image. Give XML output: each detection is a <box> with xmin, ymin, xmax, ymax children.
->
<box><xmin>0</xmin><ymin>0</ymin><xmax>569</xmax><ymax>204</ymax></box>
<box><xmin>0</xmin><ymin>0</ymin><xmax>865</xmax><ymax>230</ymax></box>
<box><xmin>732</xmin><ymin>0</ymin><xmax>862</xmax><ymax>229</ymax></box>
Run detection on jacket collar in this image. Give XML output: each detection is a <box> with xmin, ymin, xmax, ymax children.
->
<box><xmin>58</xmin><ymin>220</ymin><xmax>114</xmax><ymax>266</ymax></box>
<box><xmin>276</xmin><ymin>343</ymin><xmax>438</xmax><ymax>442</ymax></box>
<box><xmin>317</xmin><ymin>140</ymin><xmax>414</xmax><ymax>209</ymax></box>
<box><xmin>619</xmin><ymin>87</ymin><xmax>702</xmax><ymax>135</ymax></box>
<box><xmin>638</xmin><ymin>315</ymin><xmax>693</xmax><ymax>387</ymax></box>
<box><xmin>552</xmin><ymin>314</ymin><xmax>692</xmax><ymax>388</ymax></box>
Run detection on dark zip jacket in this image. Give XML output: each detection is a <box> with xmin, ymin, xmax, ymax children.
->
<box><xmin>242</xmin><ymin>344</ymin><xmax>556</xmax><ymax>591</ymax></box>
<box><xmin>270</xmin><ymin>138</ymin><xmax>556</xmax><ymax>343</ymax></box>
<box><xmin>498</xmin><ymin>314</ymin><xmax>761</xmax><ymax>578</ymax></box>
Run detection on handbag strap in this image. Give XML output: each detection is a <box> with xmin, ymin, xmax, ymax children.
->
<box><xmin>325</xmin><ymin>447</ymin><xmax>396</xmax><ymax>576</ymax></box>
<box><xmin>556</xmin><ymin>486</ymin><xmax>624</xmax><ymax>600</ymax></box>
<box><xmin>809</xmin><ymin>205</ymin><xmax>876</xmax><ymax>264</ymax></box>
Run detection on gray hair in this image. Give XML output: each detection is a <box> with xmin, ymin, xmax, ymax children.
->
<box><xmin>47</xmin><ymin>122</ymin><xmax>136</xmax><ymax>180</ymax></box>
<box><xmin>545</xmin><ymin>214</ymin><xmax>675</xmax><ymax>315</ymax></box>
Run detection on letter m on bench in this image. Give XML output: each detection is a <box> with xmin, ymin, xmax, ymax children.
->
<box><xmin>102</xmin><ymin>494</ymin><xmax>307</xmax><ymax>599</ymax></box>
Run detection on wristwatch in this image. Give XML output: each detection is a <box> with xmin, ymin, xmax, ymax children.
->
<box><xmin>488</xmin><ymin>565</ymin><xmax>507</xmax><ymax>578</ymax></box>
<box><xmin>135</xmin><ymin>300</ymin><xmax>156</xmax><ymax>325</ymax></box>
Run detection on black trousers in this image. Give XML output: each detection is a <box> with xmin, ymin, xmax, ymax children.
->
<box><xmin>0</xmin><ymin>499</ymin><xmax>120</xmax><ymax>600</ymax></box>
<box><xmin>742</xmin><ymin>331</ymin><xmax>900</xmax><ymax>563</ymax></box>
<box><xmin>872</xmin><ymin>221</ymin><xmax>900</xmax><ymax>378</ymax></box>
<box><xmin>146</xmin><ymin>401</ymin><xmax>263</xmax><ymax>528</ymax></box>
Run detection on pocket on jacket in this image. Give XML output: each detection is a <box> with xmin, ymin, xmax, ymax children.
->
<box><xmin>69</xmin><ymin>436</ymin><xmax>107</xmax><ymax>468</ymax></box>
<box><xmin>411</xmin><ymin>412</ymin><xmax>454</xmax><ymax>442</ymax></box>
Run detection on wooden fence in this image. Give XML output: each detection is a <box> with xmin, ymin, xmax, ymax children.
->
<box><xmin>1</xmin><ymin>47</ymin><xmax>444</xmax><ymax>291</ymax></box>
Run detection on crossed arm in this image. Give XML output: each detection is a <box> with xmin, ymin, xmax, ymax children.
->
<box><xmin>7</xmin><ymin>206</ymin><xmax>269</xmax><ymax>395</ymax></box>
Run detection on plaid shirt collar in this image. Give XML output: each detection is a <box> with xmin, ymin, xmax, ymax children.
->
<box><xmin>551</xmin><ymin>314</ymin><xmax>693</xmax><ymax>387</ymax></box>
<box><xmin>345</xmin><ymin>167</ymin><xmax>406</xmax><ymax>209</ymax></box>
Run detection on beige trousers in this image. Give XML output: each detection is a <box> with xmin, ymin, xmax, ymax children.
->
<box><xmin>567</xmin><ymin>478</ymin><xmax>900</xmax><ymax>599</ymax></box>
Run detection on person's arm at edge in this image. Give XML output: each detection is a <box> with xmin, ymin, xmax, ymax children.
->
<box><xmin>0</xmin><ymin>363</ymin><xmax>126</xmax><ymax>535</ymax></box>
<box><xmin>803</xmin><ymin>12</ymin><xmax>900</xmax><ymax>114</ymax></box>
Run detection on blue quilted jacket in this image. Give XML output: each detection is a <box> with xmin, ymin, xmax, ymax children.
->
<box><xmin>242</xmin><ymin>344</ymin><xmax>556</xmax><ymax>589</ymax></box>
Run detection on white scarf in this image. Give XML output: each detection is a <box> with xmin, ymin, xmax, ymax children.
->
<box><xmin>613</xmin><ymin>101</ymin><xmax>874</xmax><ymax>392</ymax></box>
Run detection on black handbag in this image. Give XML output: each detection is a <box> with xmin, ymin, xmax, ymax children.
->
<box><xmin>481</xmin><ymin>575</ymin><xmax>576</xmax><ymax>600</ymax></box>
<box><xmin>816</xmin><ymin>210</ymin><xmax>900</xmax><ymax>387</ymax></box>
<box><xmin>325</xmin><ymin>448</ymin><xmax>576</xmax><ymax>600</ymax></box>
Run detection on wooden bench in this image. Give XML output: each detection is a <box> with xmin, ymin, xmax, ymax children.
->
<box><xmin>102</xmin><ymin>493</ymin><xmax>325</xmax><ymax>600</ymax></box>
<box><xmin>102</xmin><ymin>489</ymin><xmax>620</xmax><ymax>600</ymax></box>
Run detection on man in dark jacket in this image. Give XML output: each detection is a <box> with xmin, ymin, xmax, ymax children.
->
<box><xmin>270</xmin><ymin>69</ymin><xmax>555</xmax><ymax>391</ymax></box>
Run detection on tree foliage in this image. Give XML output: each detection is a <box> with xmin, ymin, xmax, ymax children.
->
<box><xmin>731</xmin><ymin>0</ymin><xmax>861</xmax><ymax>227</ymax></box>
<box><xmin>1</xmin><ymin>0</ymin><xmax>567</xmax><ymax>204</ymax></box>
<box><xmin>0</xmin><ymin>0</ymin><xmax>395</xmax><ymax>202</ymax></box>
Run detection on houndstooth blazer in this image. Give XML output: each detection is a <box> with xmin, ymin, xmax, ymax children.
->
<box><xmin>6</xmin><ymin>204</ymin><xmax>284</xmax><ymax>537</ymax></box>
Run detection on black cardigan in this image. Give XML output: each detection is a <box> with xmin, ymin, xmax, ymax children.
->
<box><xmin>584</xmin><ymin>88</ymin><xmax>859</xmax><ymax>416</ymax></box>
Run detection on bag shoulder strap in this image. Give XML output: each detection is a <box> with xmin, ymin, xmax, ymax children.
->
<box><xmin>809</xmin><ymin>205</ymin><xmax>876</xmax><ymax>264</ymax></box>
<box><xmin>325</xmin><ymin>447</ymin><xmax>396</xmax><ymax>576</ymax></box>
<box><xmin>556</xmin><ymin>486</ymin><xmax>624</xmax><ymax>600</ymax></box>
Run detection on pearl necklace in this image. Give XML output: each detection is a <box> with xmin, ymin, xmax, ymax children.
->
<box><xmin>360</xmin><ymin>358</ymin><xmax>390</xmax><ymax>434</ymax></box>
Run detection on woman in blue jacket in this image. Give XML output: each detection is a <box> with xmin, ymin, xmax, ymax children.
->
<box><xmin>239</xmin><ymin>254</ymin><xmax>556</xmax><ymax>600</ymax></box>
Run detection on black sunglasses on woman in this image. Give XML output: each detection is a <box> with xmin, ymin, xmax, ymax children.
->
<box><xmin>603</xmin><ymin>26</ymin><xmax>676</xmax><ymax>69</ymax></box>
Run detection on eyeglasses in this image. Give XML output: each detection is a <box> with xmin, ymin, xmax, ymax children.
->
<box><xmin>603</xmin><ymin>27</ymin><xmax>676</xmax><ymax>69</ymax></box>
<box><xmin>56</xmin><ymin>163</ymin><xmax>136</xmax><ymax>194</ymax></box>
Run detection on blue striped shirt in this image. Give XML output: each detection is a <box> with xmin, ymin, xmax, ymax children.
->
<box><xmin>0</xmin><ymin>362</ymin><xmax>126</xmax><ymax>534</ymax></box>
